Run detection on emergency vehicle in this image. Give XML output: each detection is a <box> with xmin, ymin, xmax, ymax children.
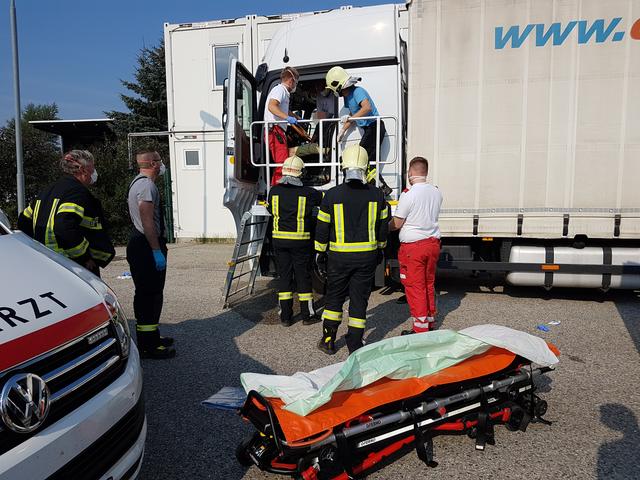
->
<box><xmin>0</xmin><ymin>212</ymin><xmax>146</xmax><ymax>479</ymax></box>
<box><xmin>165</xmin><ymin>0</ymin><xmax>640</xmax><ymax>291</ymax></box>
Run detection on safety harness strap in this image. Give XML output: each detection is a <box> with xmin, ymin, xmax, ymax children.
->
<box><xmin>410</xmin><ymin>411</ymin><xmax>438</xmax><ymax>468</ymax></box>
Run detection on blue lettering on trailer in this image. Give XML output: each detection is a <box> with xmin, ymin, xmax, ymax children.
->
<box><xmin>495</xmin><ymin>17</ymin><xmax>637</xmax><ymax>49</ymax></box>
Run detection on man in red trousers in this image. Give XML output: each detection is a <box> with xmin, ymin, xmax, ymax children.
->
<box><xmin>390</xmin><ymin>156</ymin><xmax>443</xmax><ymax>334</ymax></box>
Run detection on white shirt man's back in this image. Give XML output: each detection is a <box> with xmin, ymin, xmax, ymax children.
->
<box><xmin>264</xmin><ymin>83</ymin><xmax>290</xmax><ymax>125</ymax></box>
<box><xmin>395</xmin><ymin>183</ymin><xmax>443</xmax><ymax>243</ymax></box>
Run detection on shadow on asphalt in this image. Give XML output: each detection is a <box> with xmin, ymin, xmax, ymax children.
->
<box><xmin>613</xmin><ymin>290</ymin><xmax>640</xmax><ymax>356</ymax></box>
<box><xmin>134</xmin><ymin>288</ymin><xmax>280</xmax><ymax>480</ymax></box>
<box><xmin>597</xmin><ymin>404</ymin><xmax>640</xmax><ymax>480</ymax></box>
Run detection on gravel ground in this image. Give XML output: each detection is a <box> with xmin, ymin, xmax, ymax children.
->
<box><xmin>102</xmin><ymin>243</ymin><xmax>640</xmax><ymax>480</ymax></box>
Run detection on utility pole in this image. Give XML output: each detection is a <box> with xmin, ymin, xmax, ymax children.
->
<box><xmin>10</xmin><ymin>0</ymin><xmax>25</xmax><ymax>214</ymax></box>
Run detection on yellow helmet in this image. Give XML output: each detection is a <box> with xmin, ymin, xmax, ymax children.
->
<box><xmin>341</xmin><ymin>145</ymin><xmax>368</xmax><ymax>171</ymax></box>
<box><xmin>281</xmin><ymin>155</ymin><xmax>305</xmax><ymax>177</ymax></box>
<box><xmin>325</xmin><ymin>66</ymin><xmax>350</xmax><ymax>96</ymax></box>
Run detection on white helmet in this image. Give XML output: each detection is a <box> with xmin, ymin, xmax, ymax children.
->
<box><xmin>341</xmin><ymin>145</ymin><xmax>368</xmax><ymax>183</ymax></box>
<box><xmin>281</xmin><ymin>155</ymin><xmax>305</xmax><ymax>177</ymax></box>
<box><xmin>325</xmin><ymin>66</ymin><xmax>360</xmax><ymax>97</ymax></box>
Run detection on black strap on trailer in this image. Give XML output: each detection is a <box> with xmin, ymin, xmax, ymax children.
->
<box><xmin>473</xmin><ymin>215</ymin><xmax>479</xmax><ymax>236</ymax></box>
<box><xmin>562</xmin><ymin>214</ymin><xmax>570</xmax><ymax>237</ymax></box>
<box><xmin>517</xmin><ymin>214</ymin><xmax>523</xmax><ymax>236</ymax></box>
<box><xmin>410</xmin><ymin>411</ymin><xmax>438</xmax><ymax>468</ymax></box>
<box><xmin>335</xmin><ymin>429</ymin><xmax>356</xmax><ymax>478</ymax></box>
<box><xmin>602</xmin><ymin>246</ymin><xmax>613</xmax><ymax>291</ymax></box>
<box><xmin>475</xmin><ymin>387</ymin><xmax>495</xmax><ymax>451</ymax></box>
<box><xmin>544</xmin><ymin>246</ymin><xmax>554</xmax><ymax>289</ymax></box>
<box><xmin>614</xmin><ymin>215</ymin><xmax>621</xmax><ymax>237</ymax></box>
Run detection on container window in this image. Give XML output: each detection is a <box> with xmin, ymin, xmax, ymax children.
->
<box><xmin>214</xmin><ymin>45</ymin><xmax>239</xmax><ymax>87</ymax></box>
<box><xmin>184</xmin><ymin>150</ymin><xmax>200</xmax><ymax>168</ymax></box>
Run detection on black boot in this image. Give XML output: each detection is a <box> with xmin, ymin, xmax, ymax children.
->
<box><xmin>345</xmin><ymin>326</ymin><xmax>365</xmax><ymax>354</ymax></box>
<box><xmin>279</xmin><ymin>298</ymin><xmax>293</xmax><ymax>326</ymax></box>
<box><xmin>300</xmin><ymin>297</ymin><xmax>319</xmax><ymax>325</ymax></box>
<box><xmin>317</xmin><ymin>324</ymin><xmax>338</xmax><ymax>355</ymax></box>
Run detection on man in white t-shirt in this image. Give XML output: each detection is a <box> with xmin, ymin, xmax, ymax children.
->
<box><xmin>389</xmin><ymin>156</ymin><xmax>443</xmax><ymax>334</ymax></box>
<box><xmin>264</xmin><ymin>66</ymin><xmax>299</xmax><ymax>185</ymax></box>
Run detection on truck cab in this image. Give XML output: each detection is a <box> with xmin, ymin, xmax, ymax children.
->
<box><xmin>0</xmin><ymin>213</ymin><xmax>146</xmax><ymax>479</ymax></box>
<box><xmin>222</xmin><ymin>4</ymin><xmax>408</xmax><ymax>228</ymax></box>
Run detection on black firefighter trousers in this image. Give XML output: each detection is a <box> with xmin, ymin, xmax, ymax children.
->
<box><xmin>126</xmin><ymin>231</ymin><xmax>168</xmax><ymax>350</ymax></box>
<box><xmin>274</xmin><ymin>241</ymin><xmax>314</xmax><ymax>321</ymax></box>
<box><xmin>321</xmin><ymin>253</ymin><xmax>377</xmax><ymax>351</ymax></box>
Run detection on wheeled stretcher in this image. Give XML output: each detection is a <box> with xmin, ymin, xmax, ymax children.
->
<box><xmin>236</xmin><ymin>330</ymin><xmax>559</xmax><ymax>479</ymax></box>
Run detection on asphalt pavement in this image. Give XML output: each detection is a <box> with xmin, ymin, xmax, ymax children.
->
<box><xmin>102</xmin><ymin>242</ymin><xmax>640</xmax><ymax>480</ymax></box>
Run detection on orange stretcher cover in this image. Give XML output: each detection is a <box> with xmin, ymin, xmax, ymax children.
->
<box><xmin>267</xmin><ymin>344</ymin><xmax>560</xmax><ymax>444</ymax></box>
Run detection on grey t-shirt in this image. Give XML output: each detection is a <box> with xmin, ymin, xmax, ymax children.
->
<box><xmin>316</xmin><ymin>93</ymin><xmax>337</xmax><ymax>117</ymax></box>
<box><xmin>128</xmin><ymin>174</ymin><xmax>162</xmax><ymax>236</ymax></box>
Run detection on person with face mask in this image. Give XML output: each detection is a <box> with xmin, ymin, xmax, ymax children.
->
<box><xmin>126</xmin><ymin>150</ymin><xmax>176</xmax><ymax>359</ymax></box>
<box><xmin>389</xmin><ymin>157</ymin><xmax>443</xmax><ymax>335</ymax></box>
<box><xmin>17</xmin><ymin>149</ymin><xmax>115</xmax><ymax>276</ymax></box>
<box><xmin>264</xmin><ymin>66</ymin><xmax>300</xmax><ymax>186</ymax></box>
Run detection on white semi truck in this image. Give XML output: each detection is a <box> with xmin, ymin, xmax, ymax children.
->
<box><xmin>166</xmin><ymin>0</ymin><xmax>640</xmax><ymax>290</ymax></box>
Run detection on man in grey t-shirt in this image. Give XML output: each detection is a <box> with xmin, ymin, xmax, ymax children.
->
<box><xmin>126</xmin><ymin>150</ymin><xmax>176</xmax><ymax>359</ymax></box>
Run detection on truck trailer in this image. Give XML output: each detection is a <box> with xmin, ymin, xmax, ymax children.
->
<box><xmin>165</xmin><ymin>0</ymin><xmax>640</xmax><ymax>291</ymax></box>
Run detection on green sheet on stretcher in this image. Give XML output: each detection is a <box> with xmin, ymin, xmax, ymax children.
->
<box><xmin>240</xmin><ymin>325</ymin><xmax>559</xmax><ymax>417</ymax></box>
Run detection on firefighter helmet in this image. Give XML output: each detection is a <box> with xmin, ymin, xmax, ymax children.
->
<box><xmin>325</xmin><ymin>66</ymin><xmax>359</xmax><ymax>96</ymax></box>
<box><xmin>282</xmin><ymin>155</ymin><xmax>305</xmax><ymax>177</ymax></box>
<box><xmin>341</xmin><ymin>145</ymin><xmax>368</xmax><ymax>171</ymax></box>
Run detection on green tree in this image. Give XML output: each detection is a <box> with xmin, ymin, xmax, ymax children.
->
<box><xmin>107</xmin><ymin>40</ymin><xmax>168</xmax><ymax>135</ymax></box>
<box><xmin>0</xmin><ymin>103</ymin><xmax>60</xmax><ymax>223</ymax></box>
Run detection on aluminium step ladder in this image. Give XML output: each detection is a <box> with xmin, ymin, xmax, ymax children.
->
<box><xmin>222</xmin><ymin>204</ymin><xmax>271</xmax><ymax>308</ymax></box>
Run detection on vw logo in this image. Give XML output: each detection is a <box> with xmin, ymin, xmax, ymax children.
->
<box><xmin>0</xmin><ymin>373</ymin><xmax>50</xmax><ymax>433</ymax></box>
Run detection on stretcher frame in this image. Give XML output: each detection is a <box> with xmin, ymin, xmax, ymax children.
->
<box><xmin>236</xmin><ymin>356</ymin><xmax>554</xmax><ymax>479</ymax></box>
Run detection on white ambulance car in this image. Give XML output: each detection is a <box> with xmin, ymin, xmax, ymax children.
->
<box><xmin>0</xmin><ymin>211</ymin><xmax>146</xmax><ymax>479</ymax></box>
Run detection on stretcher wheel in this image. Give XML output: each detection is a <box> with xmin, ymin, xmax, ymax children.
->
<box><xmin>235</xmin><ymin>435</ymin><xmax>255</xmax><ymax>467</ymax></box>
<box><xmin>534</xmin><ymin>399</ymin><xmax>548</xmax><ymax>418</ymax></box>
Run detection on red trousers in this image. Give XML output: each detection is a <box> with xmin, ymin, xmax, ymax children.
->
<box><xmin>398</xmin><ymin>237</ymin><xmax>441</xmax><ymax>332</ymax></box>
<box><xmin>268</xmin><ymin>125</ymin><xmax>289</xmax><ymax>186</ymax></box>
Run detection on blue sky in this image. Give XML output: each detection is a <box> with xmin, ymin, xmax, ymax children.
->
<box><xmin>0</xmin><ymin>0</ymin><xmax>389</xmax><ymax>125</ymax></box>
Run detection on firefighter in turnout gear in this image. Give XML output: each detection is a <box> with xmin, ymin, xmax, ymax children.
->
<box><xmin>17</xmin><ymin>150</ymin><xmax>115</xmax><ymax>276</ymax></box>
<box><xmin>315</xmin><ymin>145</ymin><xmax>389</xmax><ymax>354</ymax></box>
<box><xmin>268</xmin><ymin>156</ymin><xmax>323</xmax><ymax>326</ymax></box>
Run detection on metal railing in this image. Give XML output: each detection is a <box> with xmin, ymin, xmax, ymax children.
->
<box><xmin>249</xmin><ymin>115</ymin><xmax>398</xmax><ymax>195</ymax></box>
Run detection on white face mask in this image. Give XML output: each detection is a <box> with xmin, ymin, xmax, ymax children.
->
<box><xmin>90</xmin><ymin>169</ymin><xmax>98</xmax><ymax>185</ymax></box>
<box><xmin>159</xmin><ymin>163</ymin><xmax>166</xmax><ymax>176</ymax></box>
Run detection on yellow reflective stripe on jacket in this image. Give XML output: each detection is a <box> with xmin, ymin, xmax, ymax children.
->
<box><xmin>368</xmin><ymin>201</ymin><xmax>377</xmax><ymax>243</ymax></box>
<box><xmin>322</xmin><ymin>309</ymin><xmax>342</xmax><ymax>321</ymax></box>
<box><xmin>329</xmin><ymin>241</ymin><xmax>377</xmax><ymax>252</ymax></box>
<box><xmin>58</xmin><ymin>202</ymin><xmax>85</xmax><ymax>217</ymax></box>
<box><xmin>89</xmin><ymin>248</ymin><xmax>112</xmax><ymax>262</ymax></box>
<box><xmin>377</xmin><ymin>241</ymin><xmax>387</xmax><ymax>249</ymax></box>
<box><xmin>317</xmin><ymin>210</ymin><xmax>330</xmax><ymax>223</ymax></box>
<box><xmin>65</xmin><ymin>238</ymin><xmax>90</xmax><ymax>259</ymax></box>
<box><xmin>45</xmin><ymin>199</ymin><xmax>60</xmax><ymax>251</ymax></box>
<box><xmin>348</xmin><ymin>317</ymin><xmax>366</xmax><ymax>329</ymax></box>
<box><xmin>272</xmin><ymin>195</ymin><xmax>279</xmax><ymax>232</ymax></box>
<box><xmin>80</xmin><ymin>215</ymin><xmax>103</xmax><ymax>230</ymax></box>
<box><xmin>380</xmin><ymin>207</ymin><xmax>389</xmax><ymax>220</ymax></box>
<box><xmin>296</xmin><ymin>196</ymin><xmax>306</xmax><ymax>233</ymax></box>
<box><xmin>22</xmin><ymin>204</ymin><xmax>33</xmax><ymax>219</ymax></box>
<box><xmin>366</xmin><ymin>168</ymin><xmax>377</xmax><ymax>183</ymax></box>
<box><xmin>273</xmin><ymin>231</ymin><xmax>311</xmax><ymax>240</ymax></box>
<box><xmin>272</xmin><ymin>195</ymin><xmax>310</xmax><ymax>240</ymax></box>
<box><xmin>315</xmin><ymin>240</ymin><xmax>327</xmax><ymax>252</ymax></box>
<box><xmin>32</xmin><ymin>200</ymin><xmax>41</xmax><ymax>232</ymax></box>
<box><xmin>333</xmin><ymin>204</ymin><xmax>344</xmax><ymax>244</ymax></box>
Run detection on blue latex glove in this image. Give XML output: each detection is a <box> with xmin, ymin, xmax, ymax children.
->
<box><xmin>152</xmin><ymin>249</ymin><xmax>167</xmax><ymax>271</ymax></box>
<box><xmin>286</xmin><ymin>115</ymin><xmax>298</xmax><ymax>125</ymax></box>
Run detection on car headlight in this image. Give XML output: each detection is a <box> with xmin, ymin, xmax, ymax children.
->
<box><xmin>103</xmin><ymin>292</ymin><xmax>131</xmax><ymax>358</ymax></box>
